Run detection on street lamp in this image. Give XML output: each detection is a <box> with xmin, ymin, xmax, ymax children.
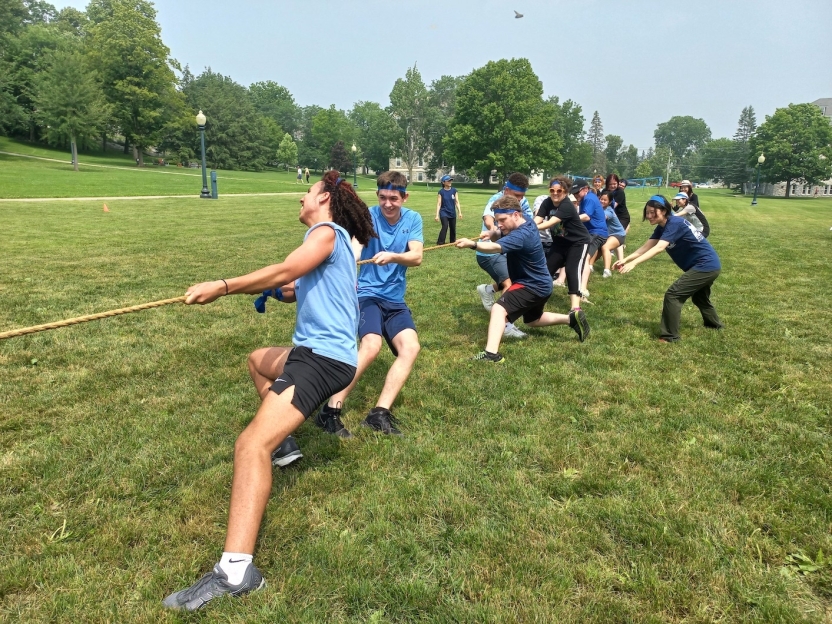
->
<box><xmin>196</xmin><ymin>110</ymin><xmax>211</xmax><ymax>199</ymax></box>
<box><xmin>351</xmin><ymin>143</ymin><xmax>357</xmax><ymax>188</ymax></box>
<box><xmin>751</xmin><ymin>153</ymin><xmax>765</xmax><ymax>206</ymax></box>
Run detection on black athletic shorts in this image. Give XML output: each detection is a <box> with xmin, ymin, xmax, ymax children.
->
<box><xmin>587</xmin><ymin>234</ymin><xmax>608</xmax><ymax>258</ymax></box>
<box><xmin>270</xmin><ymin>346</ymin><xmax>356</xmax><ymax>419</ymax></box>
<box><xmin>497</xmin><ymin>283</ymin><xmax>551</xmax><ymax>324</ymax></box>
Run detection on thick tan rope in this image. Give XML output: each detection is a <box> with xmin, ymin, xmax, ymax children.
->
<box><xmin>355</xmin><ymin>241</ymin><xmax>458</xmax><ymax>265</ymax></box>
<box><xmin>0</xmin><ymin>296</ymin><xmax>187</xmax><ymax>340</ymax></box>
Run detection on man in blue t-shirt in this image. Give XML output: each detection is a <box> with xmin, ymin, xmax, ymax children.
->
<box><xmin>571</xmin><ymin>179</ymin><xmax>609</xmax><ymax>296</ymax></box>
<box><xmin>456</xmin><ymin>195</ymin><xmax>591</xmax><ymax>362</ymax></box>
<box><xmin>615</xmin><ymin>195</ymin><xmax>723</xmax><ymax>342</ymax></box>
<box><xmin>316</xmin><ymin>171</ymin><xmax>424</xmax><ymax>436</ymax></box>
<box><xmin>435</xmin><ymin>175</ymin><xmax>462</xmax><ymax>244</ymax></box>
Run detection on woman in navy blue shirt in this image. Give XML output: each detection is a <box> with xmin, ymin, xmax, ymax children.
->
<box><xmin>614</xmin><ymin>195</ymin><xmax>723</xmax><ymax>342</ymax></box>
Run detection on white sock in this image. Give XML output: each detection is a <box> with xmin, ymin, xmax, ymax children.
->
<box><xmin>219</xmin><ymin>552</ymin><xmax>253</xmax><ymax>585</ymax></box>
<box><xmin>486</xmin><ymin>284</ymin><xmax>495</xmax><ymax>294</ymax></box>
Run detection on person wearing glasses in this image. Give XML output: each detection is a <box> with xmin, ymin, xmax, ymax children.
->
<box><xmin>614</xmin><ymin>195</ymin><xmax>723</xmax><ymax>343</ymax></box>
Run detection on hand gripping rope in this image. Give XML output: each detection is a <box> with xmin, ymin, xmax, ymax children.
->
<box><xmin>0</xmin><ymin>242</ymin><xmax>471</xmax><ymax>341</ymax></box>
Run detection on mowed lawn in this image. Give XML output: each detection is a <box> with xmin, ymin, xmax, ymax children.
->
<box><xmin>1</xmin><ymin>181</ymin><xmax>831</xmax><ymax>622</ymax></box>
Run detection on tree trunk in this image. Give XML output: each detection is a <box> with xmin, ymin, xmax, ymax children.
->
<box><xmin>102</xmin><ymin>133</ymin><xmax>107</xmax><ymax>153</ymax></box>
<box><xmin>71</xmin><ymin>136</ymin><xmax>78</xmax><ymax>172</ymax></box>
<box><xmin>785</xmin><ymin>178</ymin><xmax>791</xmax><ymax>198</ymax></box>
<box><xmin>124</xmin><ymin>140</ymin><xmax>129</xmax><ymax>154</ymax></box>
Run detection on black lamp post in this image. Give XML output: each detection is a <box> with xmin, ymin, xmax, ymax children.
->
<box><xmin>751</xmin><ymin>153</ymin><xmax>765</xmax><ymax>206</ymax></box>
<box><xmin>196</xmin><ymin>110</ymin><xmax>211</xmax><ymax>199</ymax></box>
<box><xmin>351</xmin><ymin>143</ymin><xmax>357</xmax><ymax>188</ymax></box>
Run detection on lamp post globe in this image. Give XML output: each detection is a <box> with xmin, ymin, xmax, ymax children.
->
<box><xmin>351</xmin><ymin>143</ymin><xmax>357</xmax><ymax>188</ymax></box>
<box><xmin>196</xmin><ymin>110</ymin><xmax>211</xmax><ymax>199</ymax></box>
<box><xmin>751</xmin><ymin>153</ymin><xmax>765</xmax><ymax>206</ymax></box>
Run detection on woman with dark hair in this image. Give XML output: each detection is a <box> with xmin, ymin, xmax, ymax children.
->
<box><xmin>673</xmin><ymin>191</ymin><xmax>710</xmax><ymax>238</ymax></box>
<box><xmin>614</xmin><ymin>195</ymin><xmax>723</xmax><ymax>342</ymax></box>
<box><xmin>163</xmin><ymin>171</ymin><xmax>377</xmax><ymax>611</ymax></box>
<box><xmin>598</xmin><ymin>190</ymin><xmax>626</xmax><ymax>277</ymax></box>
<box><xmin>606</xmin><ymin>173</ymin><xmax>629</xmax><ymax>264</ymax></box>
<box><xmin>678</xmin><ymin>180</ymin><xmax>700</xmax><ymax>207</ymax></box>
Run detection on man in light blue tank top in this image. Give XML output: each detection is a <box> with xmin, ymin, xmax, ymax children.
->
<box><xmin>317</xmin><ymin>170</ymin><xmax>424</xmax><ymax>437</ymax></box>
<box><xmin>163</xmin><ymin>173</ymin><xmax>377</xmax><ymax>612</ymax></box>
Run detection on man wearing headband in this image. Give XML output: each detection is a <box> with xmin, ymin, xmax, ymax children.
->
<box><xmin>317</xmin><ymin>170</ymin><xmax>423</xmax><ymax>437</ymax></box>
<box><xmin>456</xmin><ymin>194</ymin><xmax>589</xmax><ymax>362</ymax></box>
<box><xmin>476</xmin><ymin>172</ymin><xmax>534</xmax><ymax>340</ymax></box>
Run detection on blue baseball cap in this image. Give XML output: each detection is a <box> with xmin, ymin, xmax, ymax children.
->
<box><xmin>440</xmin><ymin>175</ymin><xmax>453</xmax><ymax>183</ymax></box>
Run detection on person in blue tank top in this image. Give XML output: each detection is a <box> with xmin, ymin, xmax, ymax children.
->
<box><xmin>456</xmin><ymin>195</ymin><xmax>591</xmax><ymax>363</ymax></box>
<box><xmin>317</xmin><ymin>170</ymin><xmax>424</xmax><ymax>437</ymax></box>
<box><xmin>163</xmin><ymin>171</ymin><xmax>376</xmax><ymax>612</ymax></box>
<box><xmin>614</xmin><ymin>194</ymin><xmax>723</xmax><ymax>343</ymax></box>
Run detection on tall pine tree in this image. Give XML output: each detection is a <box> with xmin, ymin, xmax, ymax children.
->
<box><xmin>727</xmin><ymin>106</ymin><xmax>757</xmax><ymax>188</ymax></box>
<box><xmin>587</xmin><ymin>111</ymin><xmax>606</xmax><ymax>174</ymax></box>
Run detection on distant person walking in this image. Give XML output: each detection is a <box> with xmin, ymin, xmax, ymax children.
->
<box><xmin>435</xmin><ymin>175</ymin><xmax>463</xmax><ymax>244</ymax></box>
<box><xmin>615</xmin><ymin>195</ymin><xmax>723</xmax><ymax>342</ymax></box>
<box><xmin>304</xmin><ymin>167</ymin><xmax>310</xmax><ymax>183</ymax></box>
<box><xmin>296</xmin><ymin>166</ymin><xmax>303</xmax><ymax>184</ymax></box>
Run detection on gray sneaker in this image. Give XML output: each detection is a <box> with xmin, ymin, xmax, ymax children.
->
<box><xmin>271</xmin><ymin>435</ymin><xmax>302</xmax><ymax>467</ymax></box>
<box><xmin>503</xmin><ymin>323</ymin><xmax>527</xmax><ymax>339</ymax></box>
<box><xmin>162</xmin><ymin>563</ymin><xmax>265</xmax><ymax>611</ymax></box>
<box><xmin>477</xmin><ymin>284</ymin><xmax>495</xmax><ymax>312</ymax></box>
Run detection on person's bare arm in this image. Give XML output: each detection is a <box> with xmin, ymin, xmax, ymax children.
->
<box><xmin>371</xmin><ymin>240</ymin><xmax>424</xmax><ymax>267</ymax></box>
<box><xmin>615</xmin><ymin>239</ymin><xmax>667</xmax><ymax>273</ymax></box>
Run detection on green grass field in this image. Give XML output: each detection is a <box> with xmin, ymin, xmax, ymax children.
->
<box><xmin>1</xmin><ymin>153</ymin><xmax>832</xmax><ymax>623</ymax></box>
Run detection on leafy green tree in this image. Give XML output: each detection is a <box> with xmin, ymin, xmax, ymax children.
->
<box><xmin>296</xmin><ymin>104</ymin><xmax>323</xmax><ymax>171</ymax></box>
<box><xmin>329</xmin><ymin>140</ymin><xmax>351</xmax><ymax>173</ymax></box>
<box><xmin>86</xmin><ymin>0</ymin><xmax>180</xmax><ymax>164</ymax></box>
<box><xmin>549</xmin><ymin>96</ymin><xmax>585</xmax><ymax>174</ymax></box>
<box><xmin>389</xmin><ymin>64</ymin><xmax>434</xmax><ymax>183</ymax></box>
<box><xmin>604</xmin><ymin>134</ymin><xmax>623</xmax><ymax>174</ymax></box>
<box><xmin>180</xmin><ymin>68</ymin><xmax>272</xmax><ymax>171</ymax></box>
<box><xmin>445</xmin><ymin>58</ymin><xmax>560</xmax><ymax>184</ymax></box>
<box><xmin>349</xmin><ymin>100</ymin><xmax>397</xmax><ymax>174</ymax></box>
<box><xmin>634</xmin><ymin>159</ymin><xmax>652</xmax><ymax>179</ymax></box>
<box><xmin>275</xmin><ymin>132</ymin><xmax>298</xmax><ymax>171</ymax></box>
<box><xmin>619</xmin><ymin>144</ymin><xmax>639</xmax><ymax>179</ymax></box>
<box><xmin>750</xmin><ymin>103</ymin><xmax>832</xmax><ymax>197</ymax></box>
<box><xmin>425</xmin><ymin>74</ymin><xmax>462</xmax><ymax>178</ymax></box>
<box><xmin>311</xmin><ymin>104</ymin><xmax>356</xmax><ymax>166</ymax></box>
<box><xmin>725</xmin><ymin>106</ymin><xmax>757</xmax><ymax>188</ymax></box>
<box><xmin>695</xmin><ymin>137</ymin><xmax>735</xmax><ymax>185</ymax></box>
<box><xmin>249</xmin><ymin>80</ymin><xmax>298</xmax><ymax>137</ymax></box>
<box><xmin>654</xmin><ymin>116</ymin><xmax>711</xmax><ymax>159</ymax></box>
<box><xmin>35</xmin><ymin>48</ymin><xmax>110</xmax><ymax>170</ymax></box>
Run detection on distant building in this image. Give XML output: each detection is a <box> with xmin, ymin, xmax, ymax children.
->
<box><xmin>387</xmin><ymin>156</ymin><xmax>544</xmax><ymax>185</ymax></box>
<box><xmin>812</xmin><ymin>98</ymin><xmax>832</xmax><ymax>123</ymax></box>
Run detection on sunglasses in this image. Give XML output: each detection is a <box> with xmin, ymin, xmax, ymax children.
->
<box><xmin>549</xmin><ymin>187</ymin><xmax>564</xmax><ymax>194</ymax></box>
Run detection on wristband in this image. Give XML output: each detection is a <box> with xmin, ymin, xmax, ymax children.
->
<box><xmin>473</xmin><ymin>241</ymin><xmax>478</xmax><ymax>251</ymax></box>
<box><xmin>220</xmin><ymin>279</ymin><xmax>228</xmax><ymax>295</ymax></box>
<box><xmin>274</xmin><ymin>287</ymin><xmax>284</xmax><ymax>301</ymax></box>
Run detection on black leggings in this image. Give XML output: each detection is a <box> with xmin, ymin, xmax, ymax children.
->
<box><xmin>546</xmin><ymin>239</ymin><xmax>589</xmax><ymax>296</ymax></box>
<box><xmin>437</xmin><ymin>216</ymin><xmax>457</xmax><ymax>244</ymax></box>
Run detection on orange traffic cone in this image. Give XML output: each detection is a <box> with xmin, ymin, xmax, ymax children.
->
<box><xmin>103</xmin><ymin>203</ymin><xmax>110</xmax><ymax>212</ymax></box>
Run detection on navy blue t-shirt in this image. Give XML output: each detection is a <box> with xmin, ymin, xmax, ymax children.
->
<box><xmin>496</xmin><ymin>220</ymin><xmax>553</xmax><ymax>297</ymax></box>
<box><xmin>437</xmin><ymin>187</ymin><xmax>458</xmax><ymax>218</ymax></box>
<box><xmin>650</xmin><ymin>215</ymin><xmax>721</xmax><ymax>272</ymax></box>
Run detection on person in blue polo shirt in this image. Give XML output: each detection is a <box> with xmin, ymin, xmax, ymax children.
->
<box><xmin>456</xmin><ymin>195</ymin><xmax>590</xmax><ymax>362</ymax></box>
<box><xmin>435</xmin><ymin>174</ymin><xmax>463</xmax><ymax>244</ymax></box>
<box><xmin>614</xmin><ymin>194</ymin><xmax>723</xmax><ymax>342</ymax></box>
<box><xmin>570</xmin><ymin>179</ymin><xmax>608</xmax><ymax>297</ymax></box>
<box><xmin>316</xmin><ymin>170</ymin><xmax>424</xmax><ymax>436</ymax></box>
<box><xmin>475</xmin><ymin>172</ymin><xmax>534</xmax><ymax>340</ymax></box>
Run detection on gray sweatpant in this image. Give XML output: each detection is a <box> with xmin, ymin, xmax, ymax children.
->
<box><xmin>660</xmin><ymin>269</ymin><xmax>723</xmax><ymax>341</ymax></box>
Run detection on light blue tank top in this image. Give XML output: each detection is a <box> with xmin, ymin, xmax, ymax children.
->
<box><xmin>293</xmin><ymin>222</ymin><xmax>358</xmax><ymax>367</ymax></box>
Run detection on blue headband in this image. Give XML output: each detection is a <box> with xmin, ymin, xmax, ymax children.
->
<box><xmin>505</xmin><ymin>181</ymin><xmax>528</xmax><ymax>193</ymax></box>
<box><xmin>493</xmin><ymin>208</ymin><xmax>519</xmax><ymax>214</ymax></box>
<box><xmin>649</xmin><ymin>195</ymin><xmax>665</xmax><ymax>204</ymax></box>
<box><xmin>335</xmin><ymin>177</ymin><xmax>343</xmax><ymax>186</ymax></box>
<box><xmin>377</xmin><ymin>184</ymin><xmax>407</xmax><ymax>192</ymax></box>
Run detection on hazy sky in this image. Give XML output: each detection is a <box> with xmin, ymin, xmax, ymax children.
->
<box><xmin>55</xmin><ymin>0</ymin><xmax>831</xmax><ymax>151</ymax></box>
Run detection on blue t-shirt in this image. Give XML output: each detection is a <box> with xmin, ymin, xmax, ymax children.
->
<box><xmin>478</xmin><ymin>191</ymin><xmax>533</xmax><ymax>257</ymax></box>
<box><xmin>579</xmin><ymin>192</ymin><xmax>609</xmax><ymax>237</ymax></box>
<box><xmin>293</xmin><ymin>222</ymin><xmax>359</xmax><ymax>367</ymax></box>
<box><xmin>357</xmin><ymin>205</ymin><xmax>424</xmax><ymax>302</ymax></box>
<box><xmin>496</xmin><ymin>220</ymin><xmax>553</xmax><ymax>298</ymax></box>
<box><xmin>650</xmin><ymin>215</ymin><xmax>721</xmax><ymax>272</ymax></box>
<box><xmin>604</xmin><ymin>206</ymin><xmax>626</xmax><ymax>238</ymax></box>
<box><xmin>438</xmin><ymin>187</ymin><xmax>458</xmax><ymax>218</ymax></box>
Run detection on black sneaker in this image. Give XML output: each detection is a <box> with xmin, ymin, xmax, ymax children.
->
<box><xmin>361</xmin><ymin>407</ymin><xmax>403</xmax><ymax>436</ymax></box>
<box><xmin>472</xmin><ymin>350</ymin><xmax>506</xmax><ymax>363</ymax></box>
<box><xmin>313</xmin><ymin>403</ymin><xmax>353</xmax><ymax>438</ymax></box>
<box><xmin>271</xmin><ymin>435</ymin><xmax>302</xmax><ymax>467</ymax></box>
<box><xmin>162</xmin><ymin>562</ymin><xmax>265</xmax><ymax>611</ymax></box>
<box><xmin>569</xmin><ymin>308</ymin><xmax>590</xmax><ymax>342</ymax></box>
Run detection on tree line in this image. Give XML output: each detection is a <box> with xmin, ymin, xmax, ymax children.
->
<box><xmin>2</xmin><ymin>0</ymin><xmax>829</xmax><ymax>191</ymax></box>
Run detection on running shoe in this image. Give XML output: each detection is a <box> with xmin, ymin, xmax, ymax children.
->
<box><xmin>553</xmin><ymin>281</ymin><xmax>566</xmax><ymax>288</ymax></box>
<box><xmin>569</xmin><ymin>309</ymin><xmax>590</xmax><ymax>342</ymax></box>
<box><xmin>162</xmin><ymin>563</ymin><xmax>265</xmax><ymax>611</ymax></box>
<box><xmin>472</xmin><ymin>350</ymin><xmax>505</xmax><ymax>363</ymax></box>
<box><xmin>477</xmin><ymin>284</ymin><xmax>495</xmax><ymax>312</ymax></box>
<box><xmin>603</xmin><ymin>269</ymin><xmax>612</xmax><ymax>278</ymax></box>
<box><xmin>271</xmin><ymin>435</ymin><xmax>302</xmax><ymax>467</ymax></box>
<box><xmin>503</xmin><ymin>323</ymin><xmax>527</xmax><ymax>339</ymax></box>
<box><xmin>361</xmin><ymin>407</ymin><xmax>403</xmax><ymax>436</ymax></box>
<box><xmin>313</xmin><ymin>403</ymin><xmax>353</xmax><ymax>438</ymax></box>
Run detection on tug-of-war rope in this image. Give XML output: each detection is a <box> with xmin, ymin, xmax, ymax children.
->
<box><xmin>0</xmin><ymin>241</ymin><xmax>479</xmax><ymax>341</ymax></box>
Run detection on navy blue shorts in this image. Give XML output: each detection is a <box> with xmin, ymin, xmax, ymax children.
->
<box><xmin>359</xmin><ymin>298</ymin><xmax>416</xmax><ymax>356</ymax></box>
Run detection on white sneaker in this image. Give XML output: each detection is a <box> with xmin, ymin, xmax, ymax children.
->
<box><xmin>503</xmin><ymin>323</ymin><xmax>527</xmax><ymax>339</ymax></box>
<box><xmin>603</xmin><ymin>269</ymin><xmax>612</xmax><ymax>278</ymax></box>
<box><xmin>477</xmin><ymin>284</ymin><xmax>495</xmax><ymax>312</ymax></box>
<box><xmin>589</xmin><ymin>265</ymin><xmax>594</xmax><ymax>273</ymax></box>
<box><xmin>553</xmin><ymin>280</ymin><xmax>565</xmax><ymax>288</ymax></box>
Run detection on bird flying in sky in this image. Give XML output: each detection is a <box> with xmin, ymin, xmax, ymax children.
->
<box><xmin>514</xmin><ymin>10</ymin><xmax>524</xmax><ymax>18</ymax></box>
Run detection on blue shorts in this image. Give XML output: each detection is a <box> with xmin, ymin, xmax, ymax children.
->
<box><xmin>476</xmin><ymin>253</ymin><xmax>509</xmax><ymax>285</ymax></box>
<box><xmin>359</xmin><ymin>298</ymin><xmax>416</xmax><ymax>356</ymax></box>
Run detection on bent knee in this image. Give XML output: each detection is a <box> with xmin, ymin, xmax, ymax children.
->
<box><xmin>359</xmin><ymin>334</ymin><xmax>384</xmax><ymax>358</ymax></box>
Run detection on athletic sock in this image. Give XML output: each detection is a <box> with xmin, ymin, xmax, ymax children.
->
<box><xmin>219</xmin><ymin>552</ymin><xmax>253</xmax><ymax>585</ymax></box>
